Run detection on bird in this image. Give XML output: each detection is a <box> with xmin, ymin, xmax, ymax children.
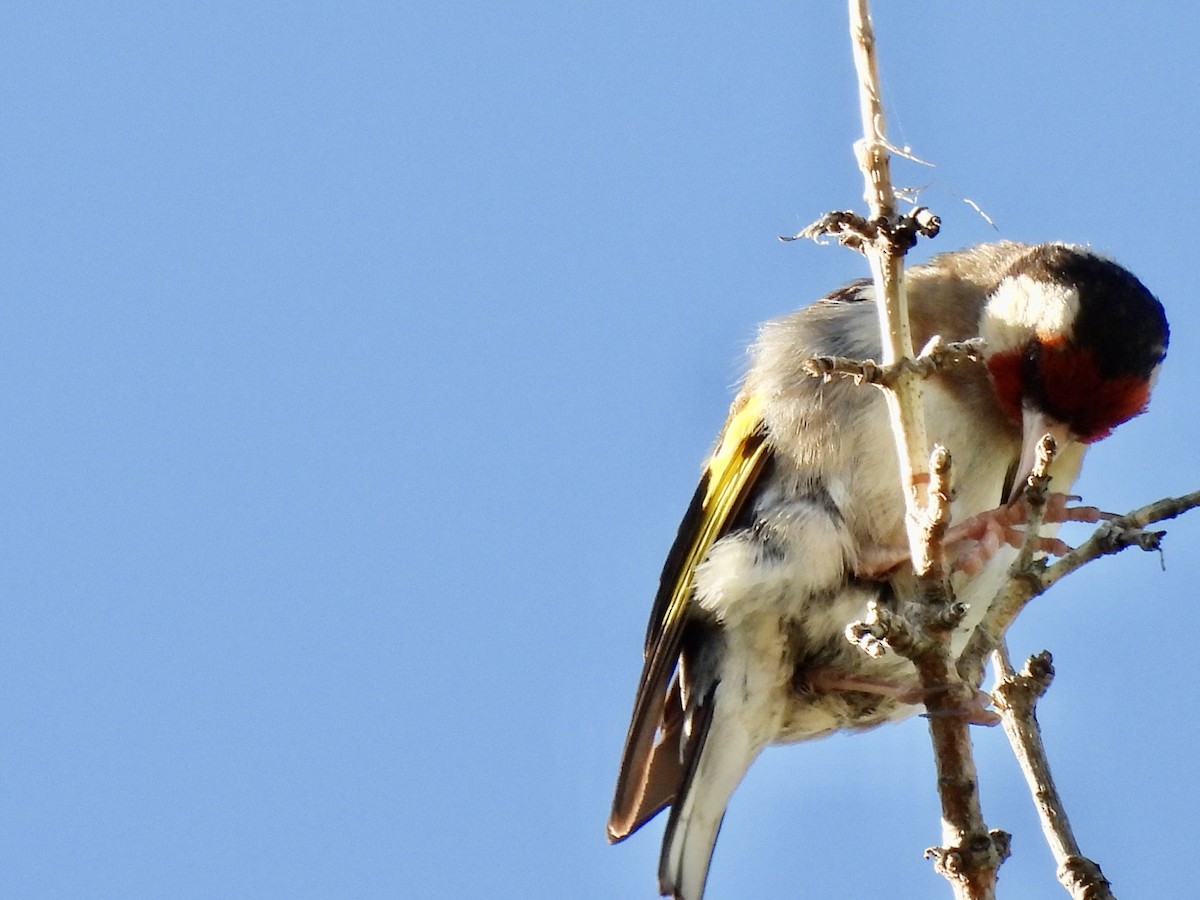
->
<box><xmin>607</xmin><ymin>241</ymin><xmax>1169</xmax><ymax>900</ymax></box>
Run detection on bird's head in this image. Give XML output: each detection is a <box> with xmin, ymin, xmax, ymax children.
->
<box><xmin>978</xmin><ymin>243</ymin><xmax>1168</xmax><ymax>500</ymax></box>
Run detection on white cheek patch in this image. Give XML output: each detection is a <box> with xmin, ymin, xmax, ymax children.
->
<box><xmin>982</xmin><ymin>275</ymin><xmax>1080</xmax><ymax>348</ymax></box>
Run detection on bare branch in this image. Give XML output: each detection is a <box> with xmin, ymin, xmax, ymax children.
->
<box><xmin>823</xmin><ymin>7</ymin><xmax>1198</xmax><ymax>900</ymax></box>
<box><xmin>921</xmin><ymin>444</ymin><xmax>954</xmax><ymax>584</ymax></box>
<box><xmin>846</xmin><ymin>0</ymin><xmax>935</xmax><ymax>563</ymax></box>
<box><xmin>912</xmin><ymin>659</ymin><xmax>1004</xmax><ymax>898</ymax></box>
<box><xmin>780</xmin><ymin>206</ymin><xmax>940</xmax><ymax>247</ymax></box>
<box><xmin>957</xmin><ymin>481</ymin><xmax>1200</xmax><ymax>900</ymax></box>
<box><xmin>840</xmin><ymin>4</ymin><xmax>999</xmax><ymax>896</ymax></box>
<box><xmin>958</xmin><ymin>488</ymin><xmax>1200</xmax><ymax>687</ymax></box>
<box><xmin>803</xmin><ymin>336</ymin><xmax>984</xmax><ymax>387</ymax></box>
<box><xmin>991</xmin><ymin>647</ymin><xmax>1116</xmax><ymax>900</ymax></box>
<box><xmin>1039</xmin><ymin>488</ymin><xmax>1200</xmax><ymax>591</ymax></box>
<box><xmin>1011</xmin><ymin>435</ymin><xmax>1057</xmax><ymax>573</ymax></box>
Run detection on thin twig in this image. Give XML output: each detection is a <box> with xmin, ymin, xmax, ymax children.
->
<box><xmin>991</xmin><ymin>646</ymin><xmax>1116</xmax><ymax>900</ymax></box>
<box><xmin>1038</xmin><ymin>488</ymin><xmax>1200</xmax><ymax>590</ymax></box>
<box><xmin>921</xmin><ymin>444</ymin><xmax>953</xmax><ymax>582</ymax></box>
<box><xmin>954</xmin><ymin>484</ymin><xmax>1200</xmax><ymax>900</ymax></box>
<box><xmin>958</xmin><ymin>488</ymin><xmax>1200</xmax><ymax>687</ymax></box>
<box><xmin>781</xmin><ymin>206</ymin><xmax>940</xmax><ymax>247</ymax></box>
<box><xmin>804</xmin><ymin>337</ymin><xmax>984</xmax><ymax>387</ymax></box>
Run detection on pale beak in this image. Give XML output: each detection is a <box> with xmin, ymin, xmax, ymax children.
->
<box><xmin>1005</xmin><ymin>407</ymin><xmax>1074</xmax><ymax>503</ymax></box>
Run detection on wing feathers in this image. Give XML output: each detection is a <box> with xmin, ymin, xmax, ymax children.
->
<box><xmin>607</xmin><ymin>674</ymin><xmax>685</xmax><ymax>843</ymax></box>
<box><xmin>608</xmin><ymin>393</ymin><xmax>770</xmax><ymax>841</ymax></box>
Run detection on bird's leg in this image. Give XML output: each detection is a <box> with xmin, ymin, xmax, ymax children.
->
<box><xmin>946</xmin><ymin>493</ymin><xmax>1112</xmax><ymax>576</ymax></box>
<box><xmin>806</xmin><ymin>671</ymin><xmax>1000</xmax><ymax>726</ymax></box>
<box><xmin>855</xmin><ymin>547</ymin><xmax>915</xmax><ymax>579</ymax></box>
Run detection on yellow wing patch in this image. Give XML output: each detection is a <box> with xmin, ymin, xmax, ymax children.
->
<box><xmin>655</xmin><ymin>392</ymin><xmax>769</xmax><ymax>645</ymax></box>
<box><xmin>641</xmin><ymin>392</ymin><xmax>770</xmax><ymax>654</ymax></box>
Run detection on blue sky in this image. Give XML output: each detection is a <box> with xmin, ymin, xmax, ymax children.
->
<box><xmin>3</xmin><ymin>3</ymin><xmax>1197</xmax><ymax>898</ymax></box>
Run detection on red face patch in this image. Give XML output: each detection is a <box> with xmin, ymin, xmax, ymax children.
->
<box><xmin>985</xmin><ymin>351</ymin><xmax>1024</xmax><ymax>427</ymax></box>
<box><xmin>1036</xmin><ymin>340</ymin><xmax>1153</xmax><ymax>442</ymax></box>
<box><xmin>987</xmin><ymin>339</ymin><xmax>1154</xmax><ymax>443</ymax></box>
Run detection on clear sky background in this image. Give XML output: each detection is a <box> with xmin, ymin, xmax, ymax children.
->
<box><xmin>3</xmin><ymin>3</ymin><xmax>1197</xmax><ymax>899</ymax></box>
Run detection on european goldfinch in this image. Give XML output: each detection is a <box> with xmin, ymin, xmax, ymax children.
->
<box><xmin>608</xmin><ymin>241</ymin><xmax>1169</xmax><ymax>900</ymax></box>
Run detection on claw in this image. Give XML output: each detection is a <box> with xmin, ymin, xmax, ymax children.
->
<box><xmin>1039</xmin><ymin>493</ymin><xmax>1110</xmax><ymax>524</ymax></box>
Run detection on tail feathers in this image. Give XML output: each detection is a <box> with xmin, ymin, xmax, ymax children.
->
<box><xmin>657</xmin><ymin>710</ymin><xmax>761</xmax><ymax>900</ymax></box>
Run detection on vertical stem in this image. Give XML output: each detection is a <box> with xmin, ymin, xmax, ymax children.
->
<box><xmin>845</xmin><ymin>4</ymin><xmax>998</xmax><ymax>898</ymax></box>
<box><xmin>847</xmin><ymin>0</ymin><xmax>932</xmax><ymax>569</ymax></box>
<box><xmin>848</xmin><ymin>0</ymin><xmax>895</xmax><ymax>219</ymax></box>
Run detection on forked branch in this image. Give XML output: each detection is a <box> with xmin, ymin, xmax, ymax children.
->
<box><xmin>815</xmin><ymin>4</ymin><xmax>1198</xmax><ymax>898</ymax></box>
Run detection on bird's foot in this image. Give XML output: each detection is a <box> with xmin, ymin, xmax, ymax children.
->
<box><xmin>947</xmin><ymin>493</ymin><xmax>1111</xmax><ymax>576</ymax></box>
<box><xmin>918</xmin><ymin>684</ymin><xmax>1001</xmax><ymax>726</ymax></box>
<box><xmin>856</xmin><ymin>494</ymin><xmax>1111</xmax><ymax>579</ymax></box>
<box><xmin>807</xmin><ymin>672</ymin><xmax>1000</xmax><ymax>726</ymax></box>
